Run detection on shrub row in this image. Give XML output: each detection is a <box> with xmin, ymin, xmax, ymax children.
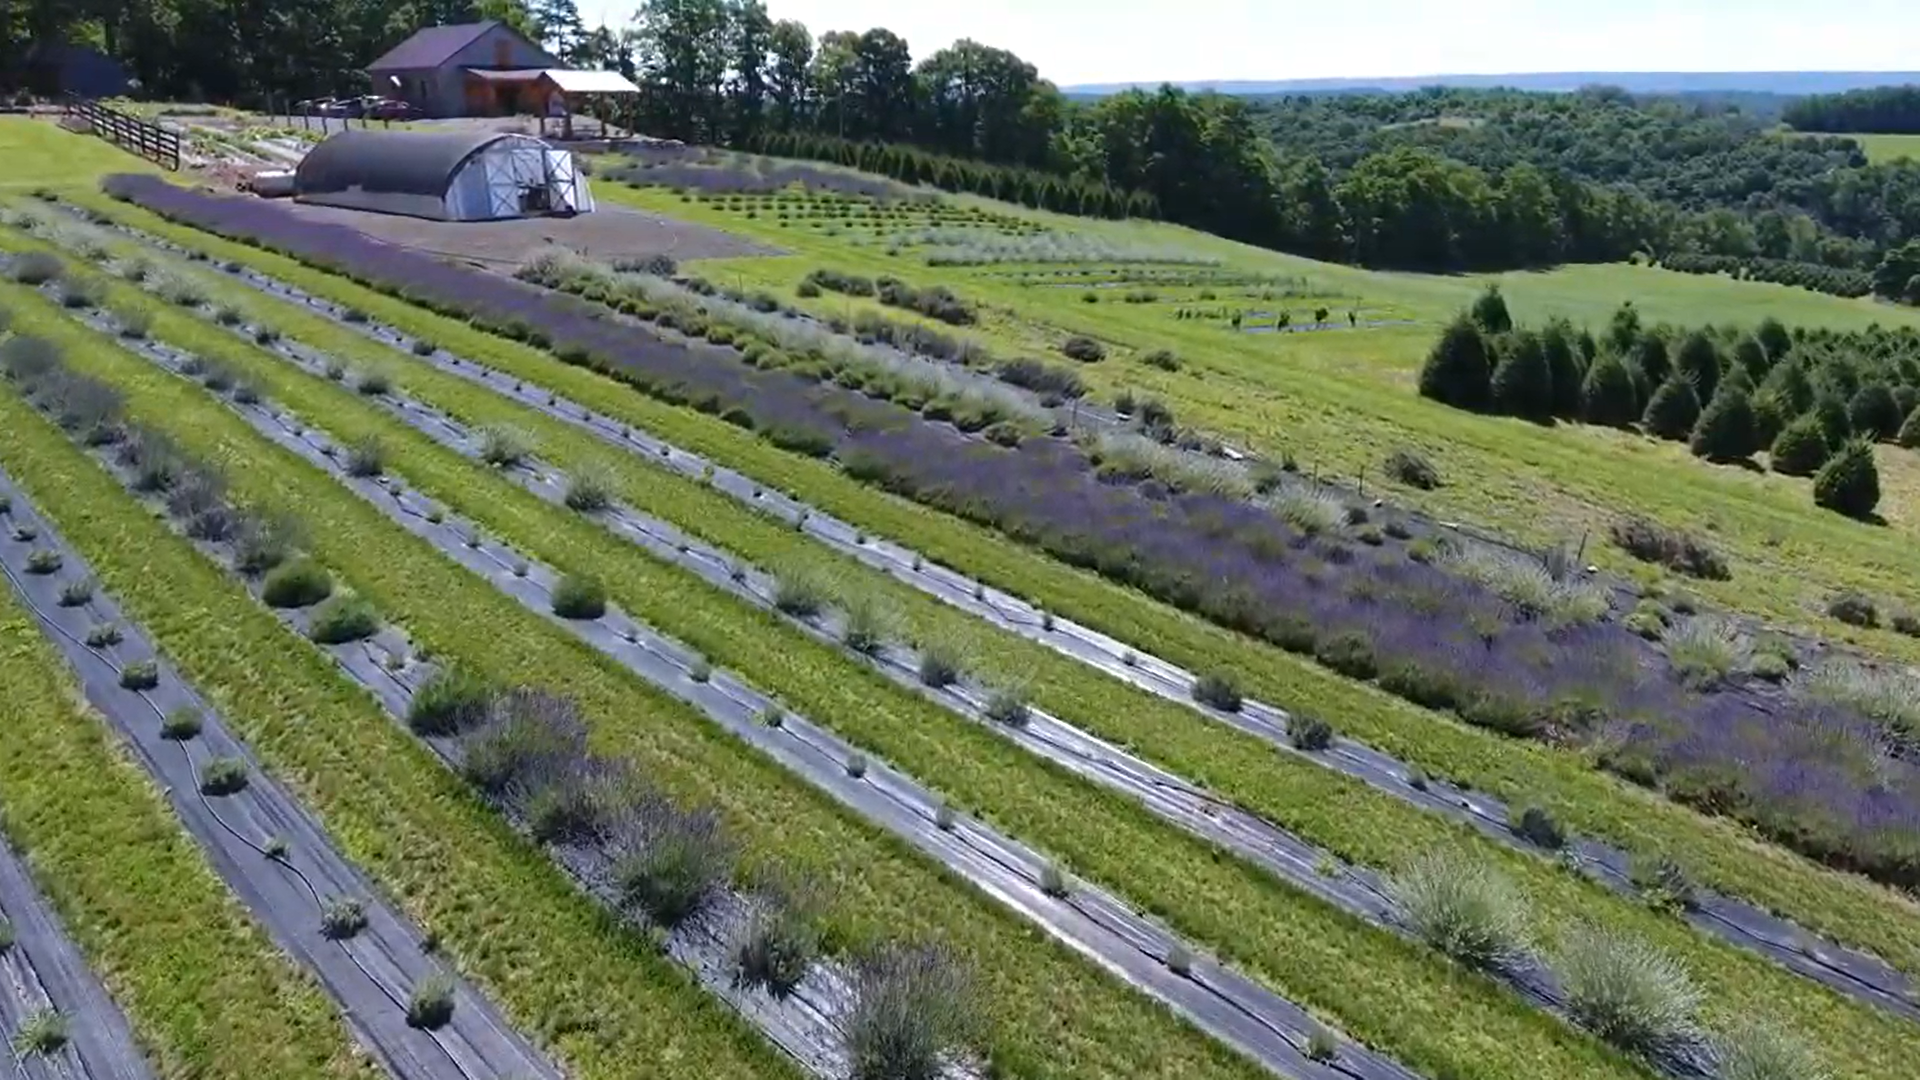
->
<box><xmin>1421</xmin><ymin>287</ymin><xmax>1903</xmax><ymax>520</ymax></box>
<box><xmin>743</xmin><ymin>131</ymin><xmax>1161</xmax><ymax>222</ymax></box>
<box><xmin>1655</xmin><ymin>252</ymin><xmax>1873</xmax><ymax>299</ymax></box>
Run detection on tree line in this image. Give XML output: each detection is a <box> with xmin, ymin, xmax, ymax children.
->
<box><xmin>1783</xmin><ymin>85</ymin><xmax>1920</xmax><ymax>135</ymax></box>
<box><xmin>20</xmin><ymin>0</ymin><xmax>1920</xmax><ymax>284</ymax></box>
<box><xmin>1251</xmin><ymin>87</ymin><xmax>1920</xmax><ymax>273</ymax></box>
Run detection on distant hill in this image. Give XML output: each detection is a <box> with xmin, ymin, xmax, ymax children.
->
<box><xmin>1064</xmin><ymin>72</ymin><xmax>1920</xmax><ymax>98</ymax></box>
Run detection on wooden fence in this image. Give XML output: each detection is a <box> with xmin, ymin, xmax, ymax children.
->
<box><xmin>63</xmin><ymin>96</ymin><xmax>180</xmax><ymax>171</ymax></box>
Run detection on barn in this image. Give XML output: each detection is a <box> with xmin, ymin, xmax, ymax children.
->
<box><xmin>364</xmin><ymin>20</ymin><xmax>638</xmax><ymax>121</ymax></box>
<box><xmin>366</xmin><ymin>20</ymin><xmax>557</xmax><ymax>118</ymax></box>
<box><xmin>292</xmin><ymin>129</ymin><xmax>594</xmax><ymax>221</ymax></box>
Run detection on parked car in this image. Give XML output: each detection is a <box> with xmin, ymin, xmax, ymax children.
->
<box><xmin>367</xmin><ymin>98</ymin><xmax>417</xmax><ymax>120</ymax></box>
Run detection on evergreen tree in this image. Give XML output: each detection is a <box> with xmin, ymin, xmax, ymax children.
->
<box><xmin>1642</xmin><ymin>374</ymin><xmax>1702</xmax><ymax>440</ymax></box>
<box><xmin>1760</xmin><ymin>356</ymin><xmax>1816</xmax><ymax>413</ymax></box>
<box><xmin>1581</xmin><ymin>353</ymin><xmax>1641</xmax><ymax>428</ymax></box>
<box><xmin>1756</xmin><ymin>316</ymin><xmax>1793</xmax><ymax>364</ymax></box>
<box><xmin>1733</xmin><ymin>335</ymin><xmax>1771</xmax><ymax>382</ymax></box>
<box><xmin>1847</xmin><ymin>382</ymin><xmax>1903</xmax><ymax>440</ymax></box>
<box><xmin>1541</xmin><ymin>318</ymin><xmax>1584</xmax><ymax>418</ymax></box>
<box><xmin>1418</xmin><ymin>314</ymin><xmax>1493</xmax><ymax>411</ymax></box>
<box><xmin>1605</xmin><ymin>301</ymin><xmax>1642</xmax><ymax>356</ymax></box>
<box><xmin>1770</xmin><ymin>416</ymin><xmax>1831</xmax><ymax>476</ymax></box>
<box><xmin>1490</xmin><ymin>329</ymin><xmax>1554</xmax><ymax>419</ymax></box>
<box><xmin>1813</xmin><ymin>391</ymin><xmax>1854</xmax><ymax>446</ymax></box>
<box><xmin>1469</xmin><ymin>284</ymin><xmax>1512</xmax><ymax>334</ymax></box>
<box><xmin>1813</xmin><ymin>440</ymin><xmax>1881</xmax><ymax>519</ymax></box>
<box><xmin>1690</xmin><ymin>384</ymin><xmax>1761</xmax><ymax>460</ymax></box>
<box><xmin>1751</xmin><ymin>387</ymin><xmax>1793</xmax><ymax>446</ymax></box>
<box><xmin>1898</xmin><ymin>405</ymin><xmax>1920</xmax><ymax>449</ymax></box>
<box><xmin>1576</xmin><ymin>328</ymin><xmax>1600</xmax><ymax>363</ymax></box>
<box><xmin>1720</xmin><ymin>363</ymin><xmax>1755</xmax><ymax>396</ymax></box>
<box><xmin>1672</xmin><ymin>330</ymin><xmax>1722</xmax><ymax>406</ymax></box>
<box><xmin>1895</xmin><ymin>384</ymin><xmax>1919</xmax><ymax>421</ymax></box>
<box><xmin>1632</xmin><ymin>334</ymin><xmax>1671</xmax><ymax>388</ymax></box>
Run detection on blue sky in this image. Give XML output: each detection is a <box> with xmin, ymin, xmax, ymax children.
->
<box><xmin>577</xmin><ymin>0</ymin><xmax>1918</xmax><ymax>87</ymax></box>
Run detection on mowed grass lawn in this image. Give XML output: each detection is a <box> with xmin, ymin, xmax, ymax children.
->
<box><xmin>602</xmin><ymin>180</ymin><xmax>1920</xmax><ymax>666</ymax></box>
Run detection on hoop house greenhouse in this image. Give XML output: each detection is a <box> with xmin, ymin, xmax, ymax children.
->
<box><xmin>292</xmin><ymin>129</ymin><xmax>592</xmax><ymax>221</ymax></box>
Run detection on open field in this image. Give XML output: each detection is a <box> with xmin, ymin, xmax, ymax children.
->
<box><xmin>1809</xmin><ymin>132</ymin><xmax>1920</xmax><ymax>162</ymax></box>
<box><xmin>32</xmin><ymin>193</ymin><xmax>1920</xmax><ymax>1066</ymax></box>
<box><xmin>19</xmin><ymin>112</ymin><xmax>1920</xmax><ymax>1079</ymax></box>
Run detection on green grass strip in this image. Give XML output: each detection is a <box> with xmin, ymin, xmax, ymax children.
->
<box><xmin>0</xmin><ymin>292</ymin><xmax>807</xmax><ymax>1080</ymax></box>
<box><xmin>0</xmin><ymin>590</ymin><xmax>374</xmax><ymax>1080</ymax></box>
<box><xmin>0</xmin><ymin>281</ymin><xmax>1263</xmax><ymax>1080</ymax></box>
<box><xmin>74</xmin><ymin>190</ymin><xmax>1920</xmax><ymax>983</ymax></box>
<box><xmin>75</xmin><ymin>217</ymin><xmax>1920</xmax><ymax>1073</ymax></box>
<box><xmin>9</xmin><ymin>232</ymin><xmax>1675</xmax><ymax>1080</ymax></box>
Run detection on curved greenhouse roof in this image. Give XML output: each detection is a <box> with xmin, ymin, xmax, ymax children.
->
<box><xmin>294</xmin><ymin>129</ymin><xmax>588</xmax><ymax>220</ymax></box>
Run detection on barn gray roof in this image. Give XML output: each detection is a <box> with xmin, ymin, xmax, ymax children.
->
<box><xmin>294</xmin><ymin>129</ymin><xmax>532</xmax><ymax>219</ymax></box>
<box><xmin>366</xmin><ymin>21</ymin><xmax>498</xmax><ymax>72</ymax></box>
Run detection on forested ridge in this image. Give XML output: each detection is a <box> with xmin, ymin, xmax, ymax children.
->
<box><xmin>9</xmin><ymin>0</ymin><xmax>1920</xmax><ymax>292</ymax></box>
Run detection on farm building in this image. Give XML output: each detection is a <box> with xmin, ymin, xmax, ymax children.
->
<box><xmin>292</xmin><ymin>129</ymin><xmax>594</xmax><ymax>221</ymax></box>
<box><xmin>19</xmin><ymin>43</ymin><xmax>129</xmax><ymax>98</ymax></box>
<box><xmin>366</xmin><ymin>20</ymin><xmax>639</xmax><ymax>119</ymax></box>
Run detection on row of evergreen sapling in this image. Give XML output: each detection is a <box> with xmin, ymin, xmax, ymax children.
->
<box><xmin>1420</xmin><ymin>287</ymin><xmax>1896</xmax><ymax>519</ymax></box>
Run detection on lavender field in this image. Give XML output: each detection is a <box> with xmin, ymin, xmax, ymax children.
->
<box><xmin>100</xmin><ymin>173</ymin><xmax>1920</xmax><ymax>895</ymax></box>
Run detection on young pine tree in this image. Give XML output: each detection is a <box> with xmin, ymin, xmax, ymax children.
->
<box><xmin>1690</xmin><ymin>384</ymin><xmax>1761</xmax><ymax>461</ymax></box>
<box><xmin>1419</xmin><ymin>315</ymin><xmax>1493</xmax><ymax>411</ymax></box>
<box><xmin>1632</xmin><ymin>334</ymin><xmax>1672</xmax><ymax>388</ymax></box>
<box><xmin>1490</xmin><ymin>329</ymin><xmax>1554</xmax><ymax>420</ymax></box>
<box><xmin>1581</xmin><ymin>353</ymin><xmax>1641</xmax><ymax>428</ymax></box>
<box><xmin>1813</xmin><ymin>439</ymin><xmax>1881</xmax><ymax>520</ymax></box>
<box><xmin>1732</xmin><ymin>335</ymin><xmax>1771</xmax><ymax>383</ymax></box>
<box><xmin>1541</xmin><ymin>318</ymin><xmax>1585</xmax><ymax>418</ymax></box>
<box><xmin>1769</xmin><ymin>415</ymin><xmax>1831</xmax><ymax>476</ymax></box>
<box><xmin>1642</xmin><ymin>375</ymin><xmax>1702</xmax><ymax>441</ymax></box>
<box><xmin>1898</xmin><ymin>405</ymin><xmax>1920</xmax><ymax>450</ymax></box>
<box><xmin>1847</xmin><ymin>383</ymin><xmax>1903</xmax><ymax>441</ymax></box>
<box><xmin>1672</xmin><ymin>331</ymin><xmax>1722</xmax><ymax>407</ymax></box>
<box><xmin>1470</xmin><ymin>285</ymin><xmax>1512</xmax><ymax>335</ymax></box>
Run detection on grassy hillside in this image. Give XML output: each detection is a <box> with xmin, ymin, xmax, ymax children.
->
<box><xmin>593</xmin><ymin>172</ymin><xmax>1920</xmax><ymax>669</ymax></box>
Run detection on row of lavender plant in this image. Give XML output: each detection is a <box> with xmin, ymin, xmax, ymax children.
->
<box><xmin>62</xmin><ymin>200</ymin><xmax>1920</xmax><ymax>1025</ymax></box>
<box><xmin>26</xmin><ymin>197</ymin><xmax>1916</xmax><ymax>1039</ymax></box>
<box><xmin>92</xmin><ymin>176</ymin><xmax>1920</xmax><ymax>898</ymax></box>
<box><xmin>0</xmin><ymin>315</ymin><xmax>988</xmax><ymax>1080</ymax></box>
